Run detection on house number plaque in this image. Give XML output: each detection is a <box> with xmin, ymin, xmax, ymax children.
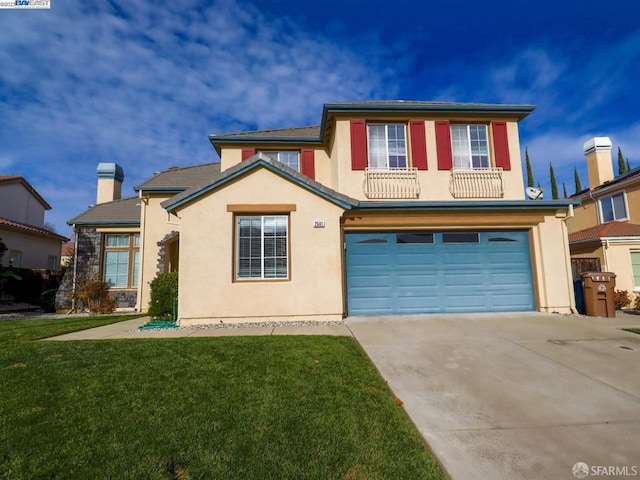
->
<box><xmin>313</xmin><ymin>220</ymin><xmax>325</xmax><ymax>228</ymax></box>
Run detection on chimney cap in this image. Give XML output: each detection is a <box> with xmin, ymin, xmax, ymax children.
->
<box><xmin>97</xmin><ymin>163</ymin><xmax>124</xmax><ymax>183</ymax></box>
<box><xmin>583</xmin><ymin>137</ymin><xmax>612</xmax><ymax>156</ymax></box>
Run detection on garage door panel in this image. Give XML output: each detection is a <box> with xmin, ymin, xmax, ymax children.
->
<box><xmin>442</xmin><ymin>272</ymin><xmax>485</xmax><ymax>286</ymax></box>
<box><xmin>346</xmin><ymin>230</ymin><xmax>534</xmax><ymax>315</ymax></box>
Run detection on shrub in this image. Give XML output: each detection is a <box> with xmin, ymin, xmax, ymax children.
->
<box><xmin>40</xmin><ymin>289</ymin><xmax>58</xmax><ymax>313</ymax></box>
<box><xmin>615</xmin><ymin>290</ymin><xmax>632</xmax><ymax>310</ymax></box>
<box><xmin>148</xmin><ymin>272</ymin><xmax>178</xmax><ymax>319</ymax></box>
<box><xmin>70</xmin><ymin>279</ymin><xmax>116</xmax><ymax>314</ymax></box>
<box><xmin>633</xmin><ymin>295</ymin><xmax>640</xmax><ymax>311</ymax></box>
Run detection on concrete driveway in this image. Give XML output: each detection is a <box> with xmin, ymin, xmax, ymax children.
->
<box><xmin>346</xmin><ymin>312</ymin><xmax>640</xmax><ymax>480</ymax></box>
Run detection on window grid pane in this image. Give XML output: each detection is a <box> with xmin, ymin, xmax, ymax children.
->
<box><xmin>600</xmin><ymin>197</ymin><xmax>614</xmax><ymax>222</ymax></box>
<box><xmin>261</xmin><ymin>151</ymin><xmax>300</xmax><ymax>172</ymax></box>
<box><xmin>631</xmin><ymin>252</ymin><xmax>640</xmax><ymax>288</ymax></box>
<box><xmin>132</xmin><ymin>251</ymin><xmax>140</xmax><ymax>287</ymax></box>
<box><xmin>367</xmin><ymin>124</ymin><xmax>407</xmax><ymax>169</ymax></box>
<box><xmin>105</xmin><ymin>234</ymin><xmax>130</xmax><ymax>247</ymax></box>
<box><xmin>237</xmin><ymin>216</ymin><xmax>288</xmax><ymax>280</ymax></box>
<box><xmin>612</xmin><ymin>193</ymin><xmax>627</xmax><ymax>219</ymax></box>
<box><xmin>104</xmin><ymin>251</ymin><xmax>129</xmax><ymax>288</ymax></box>
<box><xmin>451</xmin><ymin>124</ymin><xmax>489</xmax><ymax>169</ymax></box>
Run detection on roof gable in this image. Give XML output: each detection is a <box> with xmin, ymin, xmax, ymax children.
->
<box><xmin>161</xmin><ymin>153</ymin><xmax>359</xmax><ymax>212</ymax></box>
<box><xmin>0</xmin><ymin>175</ymin><xmax>51</xmax><ymax>210</ymax></box>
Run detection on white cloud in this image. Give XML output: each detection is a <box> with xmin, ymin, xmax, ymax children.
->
<box><xmin>0</xmin><ymin>0</ymin><xmax>399</xmax><ymax>233</ymax></box>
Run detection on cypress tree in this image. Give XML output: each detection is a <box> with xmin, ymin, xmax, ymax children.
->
<box><xmin>574</xmin><ymin>167</ymin><xmax>582</xmax><ymax>193</ymax></box>
<box><xmin>618</xmin><ymin>147</ymin><xmax>627</xmax><ymax>175</ymax></box>
<box><xmin>563</xmin><ymin>182</ymin><xmax>568</xmax><ymax>199</ymax></box>
<box><xmin>627</xmin><ymin>158</ymin><xmax>631</xmax><ymax>172</ymax></box>
<box><xmin>550</xmin><ymin>163</ymin><xmax>559</xmax><ymax>200</ymax></box>
<box><xmin>525</xmin><ymin>148</ymin><xmax>535</xmax><ymax>188</ymax></box>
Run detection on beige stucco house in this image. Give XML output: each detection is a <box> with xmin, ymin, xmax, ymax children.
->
<box><xmin>0</xmin><ymin>175</ymin><xmax>68</xmax><ymax>270</ymax></box>
<box><xmin>567</xmin><ymin>137</ymin><xmax>640</xmax><ymax>297</ymax></box>
<box><xmin>65</xmin><ymin>101</ymin><xmax>578</xmax><ymax>322</ymax></box>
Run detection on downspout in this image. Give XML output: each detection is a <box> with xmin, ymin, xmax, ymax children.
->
<box><xmin>562</xmin><ymin>205</ymin><xmax>579</xmax><ymax>314</ymax></box>
<box><xmin>70</xmin><ymin>225</ymin><xmax>79</xmax><ymax>313</ymax></box>
<box><xmin>602</xmin><ymin>238</ymin><xmax>610</xmax><ymax>272</ymax></box>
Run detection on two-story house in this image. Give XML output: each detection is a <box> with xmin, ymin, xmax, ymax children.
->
<box><xmin>0</xmin><ymin>175</ymin><xmax>68</xmax><ymax>270</ymax></box>
<box><xmin>567</xmin><ymin>137</ymin><xmax>640</xmax><ymax>296</ymax></box>
<box><xmin>64</xmin><ymin>101</ymin><xmax>577</xmax><ymax>322</ymax></box>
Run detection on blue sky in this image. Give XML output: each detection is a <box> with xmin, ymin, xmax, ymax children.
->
<box><xmin>1</xmin><ymin>0</ymin><xmax>639</xmax><ymax>237</ymax></box>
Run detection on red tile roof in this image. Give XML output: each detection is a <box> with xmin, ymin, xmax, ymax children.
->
<box><xmin>568</xmin><ymin>221</ymin><xmax>640</xmax><ymax>244</ymax></box>
<box><xmin>0</xmin><ymin>217</ymin><xmax>69</xmax><ymax>242</ymax></box>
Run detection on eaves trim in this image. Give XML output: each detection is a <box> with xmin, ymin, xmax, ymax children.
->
<box><xmin>356</xmin><ymin>200</ymin><xmax>578</xmax><ymax>211</ymax></box>
<box><xmin>68</xmin><ymin>220</ymin><xmax>141</xmax><ymax>227</ymax></box>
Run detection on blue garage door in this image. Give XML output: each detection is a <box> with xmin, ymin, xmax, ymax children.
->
<box><xmin>345</xmin><ymin>231</ymin><xmax>535</xmax><ymax>315</ymax></box>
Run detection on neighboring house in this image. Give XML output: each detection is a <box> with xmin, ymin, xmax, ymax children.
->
<box><xmin>65</xmin><ymin>101</ymin><xmax>577</xmax><ymax>322</ymax></box>
<box><xmin>567</xmin><ymin>137</ymin><xmax>640</xmax><ymax>295</ymax></box>
<box><xmin>0</xmin><ymin>175</ymin><xmax>68</xmax><ymax>270</ymax></box>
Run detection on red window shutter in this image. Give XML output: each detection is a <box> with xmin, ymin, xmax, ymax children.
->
<box><xmin>435</xmin><ymin>121</ymin><xmax>453</xmax><ymax>170</ymax></box>
<box><xmin>492</xmin><ymin>122</ymin><xmax>511</xmax><ymax>170</ymax></box>
<box><xmin>409</xmin><ymin>120</ymin><xmax>428</xmax><ymax>170</ymax></box>
<box><xmin>301</xmin><ymin>149</ymin><xmax>315</xmax><ymax>179</ymax></box>
<box><xmin>350</xmin><ymin>119</ymin><xmax>368</xmax><ymax>170</ymax></box>
<box><xmin>241</xmin><ymin>148</ymin><xmax>256</xmax><ymax>161</ymax></box>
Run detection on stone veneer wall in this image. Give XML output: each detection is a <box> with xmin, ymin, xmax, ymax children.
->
<box><xmin>156</xmin><ymin>231</ymin><xmax>179</xmax><ymax>273</ymax></box>
<box><xmin>55</xmin><ymin>227</ymin><xmax>137</xmax><ymax>310</ymax></box>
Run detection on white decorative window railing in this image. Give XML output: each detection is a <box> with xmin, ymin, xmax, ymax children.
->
<box><xmin>449</xmin><ymin>168</ymin><xmax>504</xmax><ymax>198</ymax></box>
<box><xmin>363</xmin><ymin>167</ymin><xmax>420</xmax><ymax>199</ymax></box>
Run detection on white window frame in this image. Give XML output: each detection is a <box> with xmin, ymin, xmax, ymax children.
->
<box><xmin>599</xmin><ymin>192</ymin><xmax>628</xmax><ymax>223</ymax></box>
<box><xmin>631</xmin><ymin>251</ymin><xmax>640</xmax><ymax>292</ymax></box>
<box><xmin>451</xmin><ymin>124</ymin><xmax>490</xmax><ymax>169</ymax></box>
<box><xmin>366</xmin><ymin>123</ymin><xmax>407</xmax><ymax>169</ymax></box>
<box><xmin>236</xmin><ymin>215</ymin><xmax>289</xmax><ymax>281</ymax></box>
<box><xmin>260</xmin><ymin>151</ymin><xmax>300</xmax><ymax>171</ymax></box>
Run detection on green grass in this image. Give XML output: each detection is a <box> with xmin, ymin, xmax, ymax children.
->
<box><xmin>623</xmin><ymin>327</ymin><xmax>640</xmax><ymax>335</ymax></box>
<box><xmin>0</xmin><ymin>316</ymin><xmax>445</xmax><ymax>480</ymax></box>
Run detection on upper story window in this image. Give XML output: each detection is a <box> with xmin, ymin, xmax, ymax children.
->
<box><xmin>451</xmin><ymin>124</ymin><xmax>490</xmax><ymax>169</ymax></box>
<box><xmin>600</xmin><ymin>192</ymin><xmax>628</xmax><ymax>222</ymax></box>
<box><xmin>103</xmin><ymin>233</ymin><xmax>140</xmax><ymax>288</ymax></box>
<box><xmin>367</xmin><ymin>124</ymin><xmax>407</xmax><ymax>169</ymax></box>
<box><xmin>261</xmin><ymin>151</ymin><xmax>299</xmax><ymax>171</ymax></box>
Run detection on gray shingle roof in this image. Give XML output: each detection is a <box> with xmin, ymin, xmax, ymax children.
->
<box><xmin>135</xmin><ymin>163</ymin><xmax>221</xmax><ymax>191</ymax></box>
<box><xmin>162</xmin><ymin>153</ymin><xmax>359</xmax><ymax>212</ymax></box>
<box><xmin>67</xmin><ymin>197</ymin><xmax>141</xmax><ymax>226</ymax></box>
<box><xmin>209</xmin><ymin>125</ymin><xmax>320</xmax><ymax>140</ymax></box>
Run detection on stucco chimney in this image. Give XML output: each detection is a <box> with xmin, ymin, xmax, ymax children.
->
<box><xmin>96</xmin><ymin>163</ymin><xmax>124</xmax><ymax>204</ymax></box>
<box><xmin>583</xmin><ymin>137</ymin><xmax>613</xmax><ymax>190</ymax></box>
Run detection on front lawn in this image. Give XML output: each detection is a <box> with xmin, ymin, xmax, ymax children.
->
<box><xmin>0</xmin><ymin>316</ymin><xmax>445</xmax><ymax>479</ymax></box>
<box><xmin>623</xmin><ymin>327</ymin><xmax>640</xmax><ymax>335</ymax></box>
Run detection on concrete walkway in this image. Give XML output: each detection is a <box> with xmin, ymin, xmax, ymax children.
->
<box><xmin>346</xmin><ymin>312</ymin><xmax>640</xmax><ymax>480</ymax></box>
<box><xmin>45</xmin><ymin>317</ymin><xmax>352</xmax><ymax>340</ymax></box>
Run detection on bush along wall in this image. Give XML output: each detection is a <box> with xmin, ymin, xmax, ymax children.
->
<box><xmin>147</xmin><ymin>272</ymin><xmax>178</xmax><ymax>320</ymax></box>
